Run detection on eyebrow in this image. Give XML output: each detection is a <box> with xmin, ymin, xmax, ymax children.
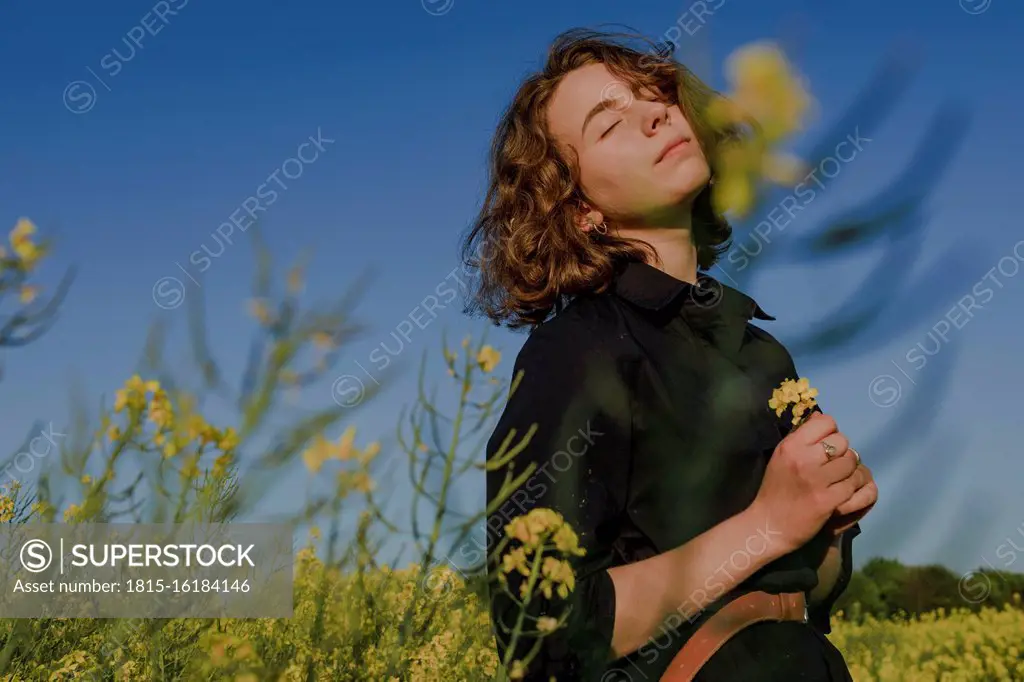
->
<box><xmin>581</xmin><ymin>99</ymin><xmax>614</xmax><ymax>137</ymax></box>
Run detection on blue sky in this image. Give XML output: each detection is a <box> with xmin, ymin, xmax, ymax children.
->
<box><xmin>1</xmin><ymin>0</ymin><xmax>1022</xmax><ymax>578</ymax></box>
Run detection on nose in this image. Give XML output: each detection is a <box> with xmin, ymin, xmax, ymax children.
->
<box><xmin>642</xmin><ymin>101</ymin><xmax>670</xmax><ymax>136</ymax></box>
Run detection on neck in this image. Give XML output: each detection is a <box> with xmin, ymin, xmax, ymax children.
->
<box><xmin>617</xmin><ymin>211</ymin><xmax>699</xmax><ymax>284</ymax></box>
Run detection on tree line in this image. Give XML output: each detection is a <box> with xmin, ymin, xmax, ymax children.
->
<box><xmin>834</xmin><ymin>558</ymin><xmax>1024</xmax><ymax>620</ymax></box>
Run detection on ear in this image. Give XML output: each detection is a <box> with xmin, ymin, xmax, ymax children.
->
<box><xmin>575</xmin><ymin>205</ymin><xmax>604</xmax><ymax>233</ymax></box>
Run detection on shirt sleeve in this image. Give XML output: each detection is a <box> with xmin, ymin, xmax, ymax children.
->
<box><xmin>485</xmin><ymin>323</ymin><xmax>633</xmax><ymax>681</ymax></box>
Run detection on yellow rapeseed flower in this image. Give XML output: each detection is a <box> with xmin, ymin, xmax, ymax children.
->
<box><xmin>212</xmin><ymin>452</ymin><xmax>234</xmax><ymax>478</ymax></box>
<box><xmin>303</xmin><ymin>433</ymin><xmax>333</xmax><ymax>474</ymax></box>
<box><xmin>552</xmin><ymin>523</ymin><xmax>585</xmax><ymax>557</ymax></box>
<box><xmin>726</xmin><ymin>42</ymin><xmax>813</xmax><ymax>142</ymax></box>
<box><xmin>476</xmin><ymin>345</ymin><xmax>501</xmax><ymax>373</ymax></box>
<box><xmin>64</xmin><ymin>503</ymin><xmax>82</xmax><ymax>522</ymax></box>
<box><xmin>19</xmin><ymin>285</ymin><xmax>38</xmax><ymax>304</ymax></box>
<box><xmin>505</xmin><ymin>516</ymin><xmax>542</xmax><ymax>549</ymax></box>
<box><xmin>186</xmin><ymin>413</ymin><xmax>208</xmax><ymax>441</ymax></box>
<box><xmin>0</xmin><ymin>494</ymin><xmax>15</xmax><ymax>523</ymax></box>
<box><xmin>505</xmin><ymin>508</ymin><xmax>566</xmax><ymax>551</ymax></box>
<box><xmin>705</xmin><ymin>42</ymin><xmax>813</xmax><ymax>217</ymax></box>
<box><xmin>31</xmin><ymin>499</ymin><xmax>53</xmax><ymax>518</ymax></box>
<box><xmin>147</xmin><ymin>392</ymin><xmax>174</xmax><ymax>430</ymax></box>
<box><xmin>247</xmin><ymin>298</ymin><xmax>273</xmax><ymax>325</ymax></box>
<box><xmin>302</xmin><ymin>425</ymin><xmax>370</xmax><ymax>474</ymax></box>
<box><xmin>9</xmin><ymin>218</ymin><xmax>43</xmax><ymax>268</ymax></box>
<box><xmin>501</xmin><ymin>547</ymin><xmax>530</xmax><ymax>577</ymax></box>
<box><xmin>536</xmin><ymin>616</ymin><xmax>559</xmax><ymax>633</ymax></box>
<box><xmin>113</xmin><ymin>389</ymin><xmax>129</xmax><ymax>413</ymax></box>
<box><xmin>10</xmin><ymin>217</ymin><xmax>35</xmax><ymax>242</ymax></box>
<box><xmin>198</xmin><ymin>423</ymin><xmax>221</xmax><ymax>447</ymax></box>
<box><xmin>180</xmin><ymin>456</ymin><xmax>200</xmax><ymax>480</ymax></box>
<box><xmin>540</xmin><ymin>556</ymin><xmax>575</xmax><ymax>599</ymax></box>
<box><xmin>311</xmin><ymin>331</ymin><xmax>334</xmax><ymax>350</ymax></box>
<box><xmin>347</xmin><ymin>471</ymin><xmax>375</xmax><ymax>493</ymax></box>
<box><xmin>335</xmin><ymin>425</ymin><xmax>357</xmax><ymax>461</ymax></box>
<box><xmin>125</xmin><ymin>374</ymin><xmax>145</xmax><ymax>394</ymax></box>
<box><xmin>768</xmin><ymin>377</ymin><xmax>819</xmax><ymax>425</ymax></box>
<box><xmin>712</xmin><ymin>161</ymin><xmax>756</xmax><ymax>217</ymax></box>
<box><xmin>359</xmin><ymin>440</ymin><xmax>381</xmax><ymax>466</ymax></box>
<box><xmin>218</xmin><ymin>427</ymin><xmax>239</xmax><ymax>451</ymax></box>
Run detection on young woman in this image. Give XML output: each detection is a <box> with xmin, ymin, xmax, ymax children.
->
<box><xmin>461</xmin><ymin>28</ymin><xmax>878</xmax><ymax>682</ymax></box>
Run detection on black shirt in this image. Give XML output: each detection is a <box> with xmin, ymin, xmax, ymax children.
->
<box><xmin>485</xmin><ymin>259</ymin><xmax>860</xmax><ymax>681</ymax></box>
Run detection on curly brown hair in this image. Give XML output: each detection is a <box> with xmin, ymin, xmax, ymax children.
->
<box><xmin>460</xmin><ymin>27</ymin><xmax>743</xmax><ymax>330</ymax></box>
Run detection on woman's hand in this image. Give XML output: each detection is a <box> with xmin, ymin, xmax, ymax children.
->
<box><xmin>824</xmin><ymin>461</ymin><xmax>877</xmax><ymax>536</ymax></box>
<box><xmin>750</xmin><ymin>412</ymin><xmax>870</xmax><ymax>554</ymax></box>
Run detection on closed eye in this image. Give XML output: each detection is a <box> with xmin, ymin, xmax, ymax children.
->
<box><xmin>600</xmin><ymin>121</ymin><xmax>621</xmax><ymax>138</ymax></box>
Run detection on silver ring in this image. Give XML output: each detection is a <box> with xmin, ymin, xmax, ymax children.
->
<box><xmin>850</xmin><ymin>447</ymin><xmax>861</xmax><ymax>466</ymax></box>
<box><xmin>822</xmin><ymin>440</ymin><xmax>838</xmax><ymax>460</ymax></box>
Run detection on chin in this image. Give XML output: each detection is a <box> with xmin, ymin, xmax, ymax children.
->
<box><xmin>664</xmin><ymin>157</ymin><xmax>710</xmax><ymax>199</ymax></box>
<box><xmin>667</xmin><ymin>174</ymin><xmax>710</xmax><ymax>204</ymax></box>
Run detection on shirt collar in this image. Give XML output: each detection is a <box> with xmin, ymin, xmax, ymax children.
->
<box><xmin>610</xmin><ymin>259</ymin><xmax>776</xmax><ymax>322</ymax></box>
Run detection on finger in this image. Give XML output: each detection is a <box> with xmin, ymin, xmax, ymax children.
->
<box><xmin>835</xmin><ymin>481</ymin><xmax>878</xmax><ymax>516</ymax></box>
<box><xmin>791</xmin><ymin>411</ymin><xmax>838</xmax><ymax>445</ymax></box>
<box><xmin>827</xmin><ymin>510</ymin><xmax>863</xmax><ymax>535</ymax></box>
<box><xmin>820</xmin><ymin>449</ymin><xmax>858</xmax><ymax>485</ymax></box>
<box><xmin>824</xmin><ymin>466</ymin><xmax>869</xmax><ymax>506</ymax></box>
<box><xmin>819</xmin><ymin>433</ymin><xmax>850</xmax><ymax>462</ymax></box>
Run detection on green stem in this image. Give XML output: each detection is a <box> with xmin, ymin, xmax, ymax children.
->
<box><xmin>399</xmin><ymin>365</ymin><xmax>472</xmax><ymax>649</ymax></box>
<box><xmin>502</xmin><ymin>547</ymin><xmax>545</xmax><ymax>669</ymax></box>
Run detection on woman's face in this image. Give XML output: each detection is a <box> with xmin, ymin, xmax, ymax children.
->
<box><xmin>546</xmin><ymin>62</ymin><xmax>711</xmax><ymax>225</ymax></box>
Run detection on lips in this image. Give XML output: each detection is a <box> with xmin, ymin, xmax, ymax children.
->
<box><xmin>656</xmin><ymin>137</ymin><xmax>690</xmax><ymax>163</ymax></box>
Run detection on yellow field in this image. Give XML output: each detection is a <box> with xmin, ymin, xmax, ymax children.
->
<box><xmin>832</xmin><ymin>599</ymin><xmax>1024</xmax><ymax>681</ymax></box>
<box><xmin>6</xmin><ymin>558</ymin><xmax>1020</xmax><ymax>681</ymax></box>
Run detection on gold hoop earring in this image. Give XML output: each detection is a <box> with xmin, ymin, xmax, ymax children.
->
<box><xmin>586</xmin><ymin>216</ymin><xmax>608</xmax><ymax>235</ymax></box>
